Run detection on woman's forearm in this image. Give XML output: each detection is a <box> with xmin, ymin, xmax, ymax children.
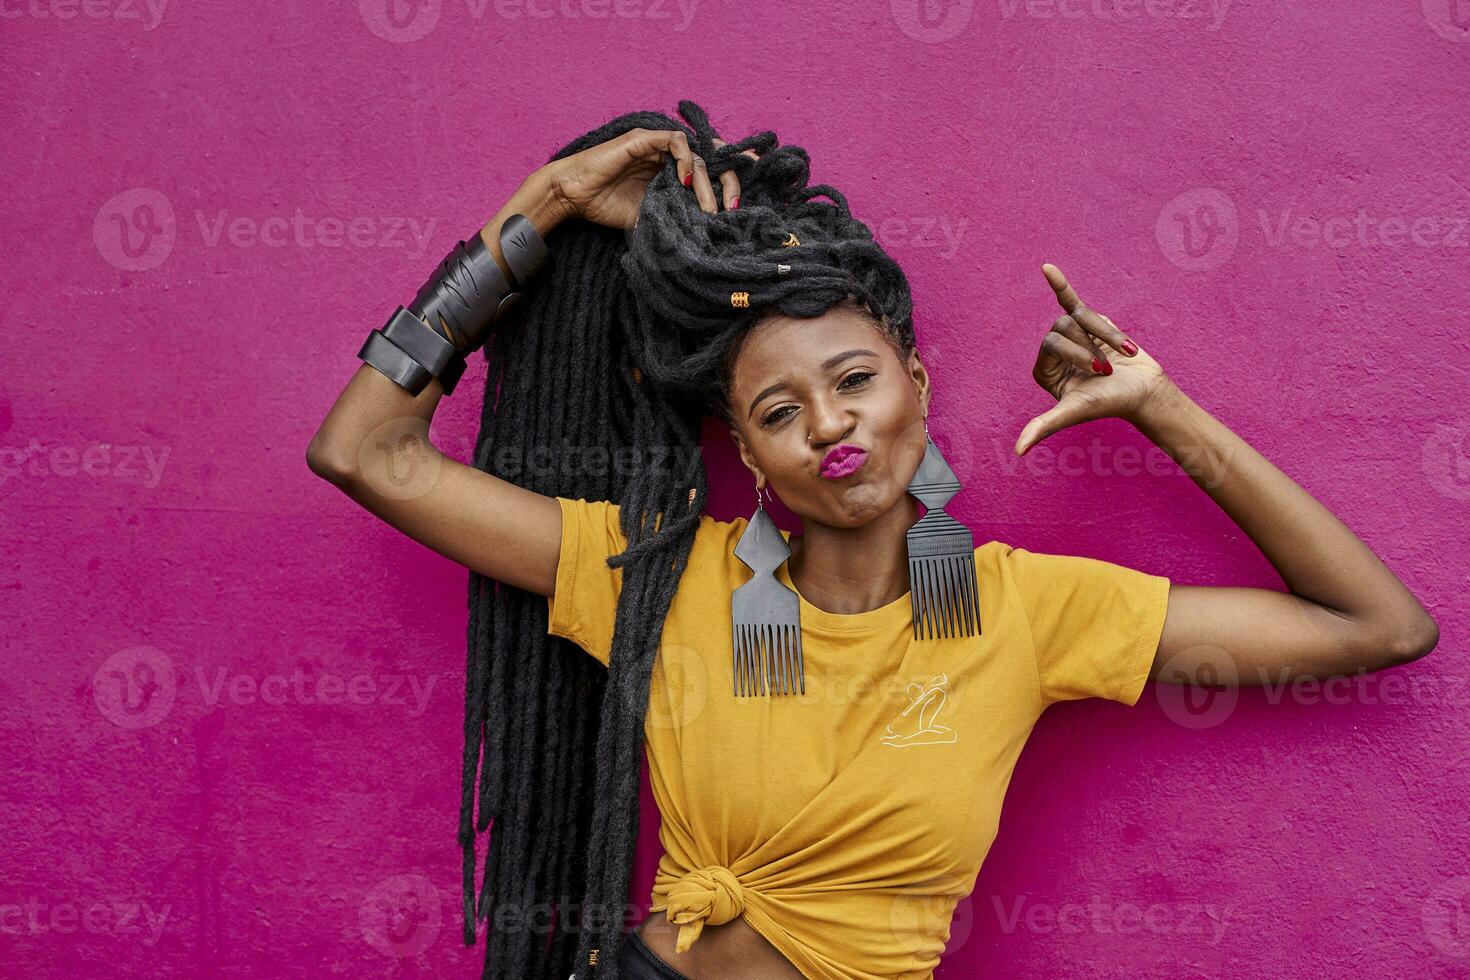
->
<box><xmin>306</xmin><ymin>165</ymin><xmax>568</xmax><ymax>481</ymax></box>
<box><xmin>1130</xmin><ymin>381</ymin><xmax>1438</xmax><ymax>653</ymax></box>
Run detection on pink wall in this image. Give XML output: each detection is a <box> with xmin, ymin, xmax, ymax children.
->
<box><xmin>3</xmin><ymin>1</ymin><xmax>1466</xmax><ymax>976</ymax></box>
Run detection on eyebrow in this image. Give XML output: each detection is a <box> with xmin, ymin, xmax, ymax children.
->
<box><xmin>747</xmin><ymin>348</ymin><xmax>879</xmax><ymax>421</ymax></box>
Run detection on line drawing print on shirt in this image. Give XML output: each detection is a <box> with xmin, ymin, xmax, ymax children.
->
<box><xmin>880</xmin><ymin>672</ymin><xmax>959</xmax><ymax>748</ymax></box>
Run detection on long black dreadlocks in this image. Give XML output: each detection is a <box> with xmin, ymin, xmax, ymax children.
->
<box><xmin>461</xmin><ymin>100</ymin><xmax>919</xmax><ymax>979</ymax></box>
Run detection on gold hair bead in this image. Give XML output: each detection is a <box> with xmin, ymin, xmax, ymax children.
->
<box><xmin>687</xmin><ymin>487</ymin><xmax>697</xmax><ymax>507</ymax></box>
<box><xmin>589</xmin><ymin>949</ymin><xmax>599</xmax><ymax>965</ymax></box>
<box><xmin>731</xmin><ymin>291</ymin><xmax>751</xmax><ymax>308</ymax></box>
<box><xmin>782</xmin><ymin>233</ymin><xmax>800</xmax><ymax>247</ymax></box>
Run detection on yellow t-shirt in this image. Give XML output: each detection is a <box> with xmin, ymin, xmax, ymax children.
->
<box><xmin>546</xmin><ymin>496</ymin><xmax>1171</xmax><ymax>980</ymax></box>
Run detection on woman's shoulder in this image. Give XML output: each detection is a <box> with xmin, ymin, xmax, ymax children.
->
<box><xmin>974</xmin><ymin>537</ymin><xmax>1166</xmax><ymax>601</ymax></box>
<box><xmin>973</xmin><ymin>537</ymin><xmax>1092</xmax><ymax>571</ymax></box>
<box><xmin>692</xmin><ymin>510</ymin><xmax>748</xmax><ymax>556</ymax></box>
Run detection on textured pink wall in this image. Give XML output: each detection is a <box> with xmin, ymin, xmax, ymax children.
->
<box><xmin>3</xmin><ymin>1</ymin><xmax>1467</xmax><ymax>976</ymax></box>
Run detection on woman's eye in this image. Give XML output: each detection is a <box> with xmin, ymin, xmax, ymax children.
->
<box><xmin>762</xmin><ymin>406</ymin><xmax>795</xmax><ymax>426</ymax></box>
<box><xmin>760</xmin><ymin>372</ymin><xmax>874</xmax><ymax>427</ymax></box>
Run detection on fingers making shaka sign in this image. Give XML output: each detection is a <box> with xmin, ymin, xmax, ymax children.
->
<box><xmin>1014</xmin><ymin>264</ymin><xmax>1170</xmax><ymax>456</ymax></box>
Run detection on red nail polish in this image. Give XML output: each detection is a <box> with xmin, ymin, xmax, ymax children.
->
<box><xmin>1091</xmin><ymin>357</ymin><xmax>1104</xmax><ymax>374</ymax></box>
<box><xmin>1101</xmin><ymin>359</ymin><xmax>1113</xmax><ymax>375</ymax></box>
<box><xmin>682</xmin><ymin>172</ymin><xmax>692</xmax><ymax>187</ymax></box>
<box><xmin>730</xmin><ymin>196</ymin><xmax>739</xmax><ymax>210</ymax></box>
<box><xmin>1122</xmin><ymin>340</ymin><xmax>1138</xmax><ymax>356</ymax></box>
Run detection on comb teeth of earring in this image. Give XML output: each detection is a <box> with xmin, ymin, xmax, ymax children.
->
<box><xmin>732</xmin><ymin>623</ymin><xmax>804</xmax><ymax>697</ymax></box>
<box><xmin>909</xmin><ymin>554</ymin><xmax>982</xmax><ymax>641</ymax></box>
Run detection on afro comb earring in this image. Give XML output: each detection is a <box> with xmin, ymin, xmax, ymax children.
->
<box><xmin>731</xmin><ymin>484</ymin><xmax>805</xmax><ymax>697</ymax></box>
<box><xmin>905</xmin><ymin>417</ymin><xmax>983</xmax><ymax>640</ymax></box>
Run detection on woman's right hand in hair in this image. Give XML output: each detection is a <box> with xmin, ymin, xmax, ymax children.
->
<box><xmin>546</xmin><ymin>128</ymin><xmax>755</xmax><ymax>230</ymax></box>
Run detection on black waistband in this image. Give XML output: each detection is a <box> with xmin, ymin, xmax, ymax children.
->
<box><xmin>617</xmin><ymin>928</ymin><xmax>693</xmax><ymax>980</ymax></box>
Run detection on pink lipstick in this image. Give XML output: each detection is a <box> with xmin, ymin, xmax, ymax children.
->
<box><xmin>820</xmin><ymin>444</ymin><xmax>869</xmax><ymax>480</ymax></box>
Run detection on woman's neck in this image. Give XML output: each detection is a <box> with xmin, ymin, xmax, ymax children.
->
<box><xmin>786</xmin><ymin>495</ymin><xmax>920</xmax><ymax>615</ymax></box>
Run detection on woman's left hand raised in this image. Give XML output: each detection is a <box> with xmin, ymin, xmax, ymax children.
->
<box><xmin>1014</xmin><ymin>263</ymin><xmax>1172</xmax><ymax>456</ymax></box>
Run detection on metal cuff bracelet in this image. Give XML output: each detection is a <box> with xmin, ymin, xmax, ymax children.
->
<box><xmin>357</xmin><ymin>213</ymin><xmax>550</xmax><ymax>396</ymax></box>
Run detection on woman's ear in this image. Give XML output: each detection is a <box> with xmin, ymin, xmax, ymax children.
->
<box><xmin>909</xmin><ymin>347</ymin><xmax>931</xmax><ymax>413</ymax></box>
<box><xmin>729</xmin><ymin>430</ymin><xmax>764</xmax><ymax>488</ymax></box>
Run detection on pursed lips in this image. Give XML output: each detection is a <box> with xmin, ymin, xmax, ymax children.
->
<box><xmin>819</xmin><ymin>444</ymin><xmax>868</xmax><ymax>476</ymax></box>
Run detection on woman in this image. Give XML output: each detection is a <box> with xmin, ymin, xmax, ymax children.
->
<box><xmin>307</xmin><ymin>103</ymin><xmax>1437</xmax><ymax>980</ymax></box>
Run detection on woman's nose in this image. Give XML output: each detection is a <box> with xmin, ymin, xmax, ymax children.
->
<box><xmin>807</xmin><ymin>402</ymin><xmax>855</xmax><ymax>447</ymax></box>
